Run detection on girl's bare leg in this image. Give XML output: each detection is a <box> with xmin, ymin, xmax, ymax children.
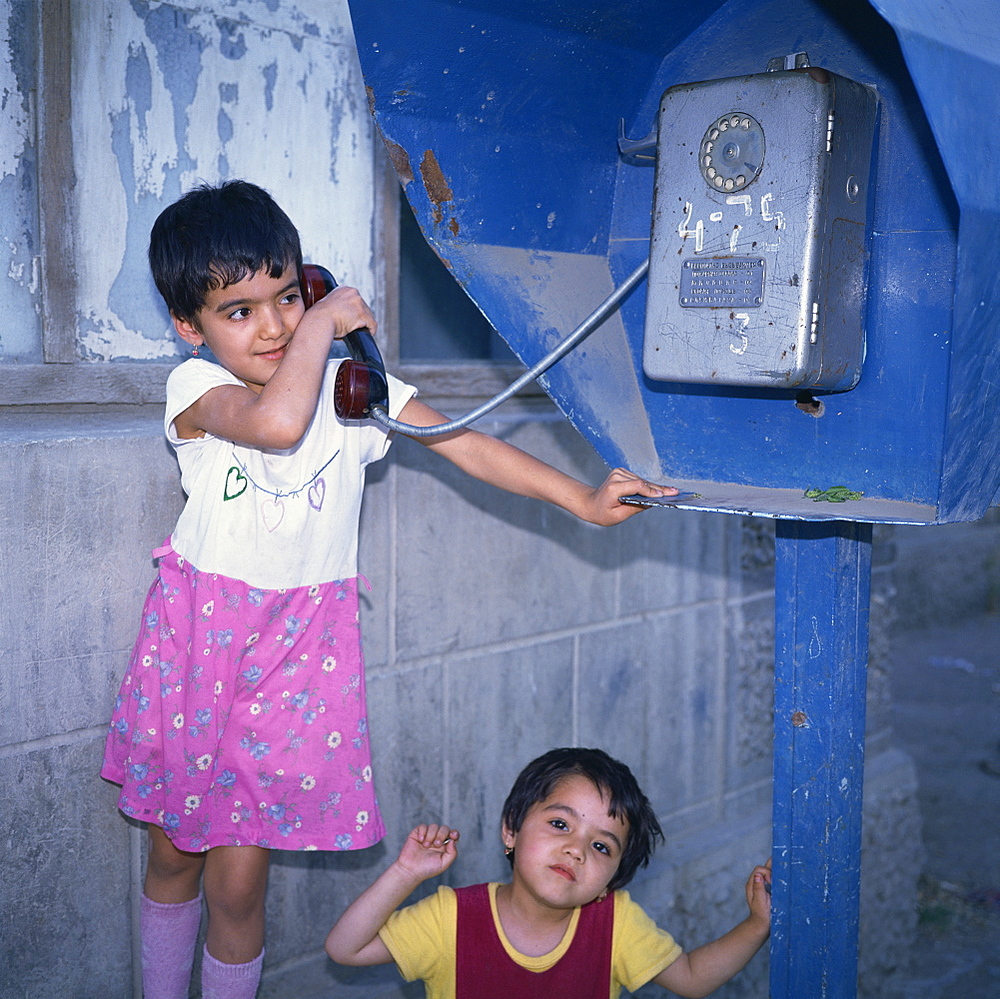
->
<box><xmin>202</xmin><ymin>845</ymin><xmax>270</xmax><ymax>963</ymax></box>
<box><xmin>145</xmin><ymin>825</ymin><xmax>206</xmax><ymax>902</ymax></box>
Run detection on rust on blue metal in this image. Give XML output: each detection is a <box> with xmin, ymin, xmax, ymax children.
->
<box><xmin>348</xmin><ymin>0</ymin><xmax>999</xmax><ymax>525</ymax></box>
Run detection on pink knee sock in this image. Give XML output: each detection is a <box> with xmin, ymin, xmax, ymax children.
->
<box><xmin>140</xmin><ymin>893</ymin><xmax>203</xmax><ymax>999</ymax></box>
<box><xmin>200</xmin><ymin>944</ymin><xmax>264</xmax><ymax>999</ymax></box>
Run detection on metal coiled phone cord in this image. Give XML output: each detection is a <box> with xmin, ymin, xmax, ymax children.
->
<box><xmin>368</xmin><ymin>257</ymin><xmax>650</xmax><ymax>438</ymax></box>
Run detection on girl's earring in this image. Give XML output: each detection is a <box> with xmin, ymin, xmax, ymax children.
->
<box><xmin>504</xmin><ymin>845</ymin><xmax>513</xmax><ymax>857</ymax></box>
<box><xmin>192</xmin><ymin>344</ymin><xmax>200</xmax><ymax>357</ymax></box>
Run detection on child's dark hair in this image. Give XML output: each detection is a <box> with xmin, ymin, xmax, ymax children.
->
<box><xmin>501</xmin><ymin>747</ymin><xmax>663</xmax><ymax>892</ymax></box>
<box><xmin>149</xmin><ymin>179</ymin><xmax>302</xmax><ymax>320</ymax></box>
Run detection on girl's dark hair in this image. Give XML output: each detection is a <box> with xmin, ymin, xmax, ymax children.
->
<box><xmin>149</xmin><ymin>179</ymin><xmax>303</xmax><ymax>320</ymax></box>
<box><xmin>500</xmin><ymin>747</ymin><xmax>663</xmax><ymax>892</ymax></box>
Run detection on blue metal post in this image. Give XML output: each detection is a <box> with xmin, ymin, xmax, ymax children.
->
<box><xmin>770</xmin><ymin>519</ymin><xmax>873</xmax><ymax>999</ymax></box>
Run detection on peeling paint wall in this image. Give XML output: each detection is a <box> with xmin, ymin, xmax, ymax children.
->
<box><xmin>73</xmin><ymin>0</ymin><xmax>374</xmax><ymax>360</ymax></box>
<box><xmin>0</xmin><ymin>0</ymin><xmax>375</xmax><ymax>363</ymax></box>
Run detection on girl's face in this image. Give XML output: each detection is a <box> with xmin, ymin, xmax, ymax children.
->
<box><xmin>503</xmin><ymin>775</ymin><xmax>628</xmax><ymax>912</ymax></box>
<box><xmin>172</xmin><ymin>264</ymin><xmax>305</xmax><ymax>393</ymax></box>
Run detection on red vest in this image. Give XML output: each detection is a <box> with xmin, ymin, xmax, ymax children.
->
<box><xmin>454</xmin><ymin>883</ymin><xmax>614</xmax><ymax>999</ymax></box>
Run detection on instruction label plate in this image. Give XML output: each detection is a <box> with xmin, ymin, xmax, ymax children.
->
<box><xmin>679</xmin><ymin>257</ymin><xmax>765</xmax><ymax>308</ymax></box>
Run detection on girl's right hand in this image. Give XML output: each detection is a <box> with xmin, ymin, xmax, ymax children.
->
<box><xmin>303</xmin><ymin>284</ymin><xmax>378</xmax><ymax>341</ymax></box>
<box><xmin>173</xmin><ymin>273</ymin><xmax>378</xmax><ymax>450</ymax></box>
<box><xmin>396</xmin><ymin>823</ymin><xmax>460</xmax><ymax>881</ymax></box>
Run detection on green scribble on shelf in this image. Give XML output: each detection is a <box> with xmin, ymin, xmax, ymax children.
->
<box><xmin>804</xmin><ymin>485</ymin><xmax>864</xmax><ymax>503</ymax></box>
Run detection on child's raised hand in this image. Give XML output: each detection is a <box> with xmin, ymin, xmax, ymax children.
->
<box><xmin>395</xmin><ymin>824</ymin><xmax>460</xmax><ymax>882</ymax></box>
<box><xmin>745</xmin><ymin>858</ymin><xmax>772</xmax><ymax>926</ymax></box>
<box><xmin>326</xmin><ymin>823</ymin><xmax>459</xmax><ymax>966</ymax></box>
<box><xmin>583</xmin><ymin>467</ymin><xmax>679</xmax><ymax>525</ymax></box>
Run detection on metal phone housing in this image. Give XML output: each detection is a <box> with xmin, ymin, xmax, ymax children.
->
<box><xmin>643</xmin><ymin>64</ymin><xmax>878</xmax><ymax>390</ymax></box>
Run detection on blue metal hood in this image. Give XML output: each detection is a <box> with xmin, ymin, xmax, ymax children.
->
<box><xmin>349</xmin><ymin>0</ymin><xmax>1000</xmax><ymax>524</ymax></box>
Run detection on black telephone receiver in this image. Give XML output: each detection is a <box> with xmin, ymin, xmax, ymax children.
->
<box><xmin>299</xmin><ymin>263</ymin><xmax>389</xmax><ymax>420</ymax></box>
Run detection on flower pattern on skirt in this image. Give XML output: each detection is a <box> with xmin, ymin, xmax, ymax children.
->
<box><xmin>101</xmin><ymin>548</ymin><xmax>385</xmax><ymax>853</ymax></box>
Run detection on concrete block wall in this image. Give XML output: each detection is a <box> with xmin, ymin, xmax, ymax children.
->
<box><xmin>1</xmin><ymin>412</ymin><xmax>186</xmax><ymax>998</ymax></box>
<box><xmin>2</xmin><ymin>401</ymin><xmax>923</xmax><ymax>998</ymax></box>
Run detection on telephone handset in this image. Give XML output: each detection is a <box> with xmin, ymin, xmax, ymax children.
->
<box><xmin>301</xmin><ymin>260</ymin><xmax>652</xmax><ymax>439</ymax></box>
<box><xmin>299</xmin><ymin>263</ymin><xmax>390</xmax><ymax>420</ymax></box>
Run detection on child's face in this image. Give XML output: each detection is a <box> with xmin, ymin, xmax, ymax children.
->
<box><xmin>503</xmin><ymin>774</ymin><xmax>628</xmax><ymax>911</ymax></box>
<box><xmin>172</xmin><ymin>264</ymin><xmax>305</xmax><ymax>393</ymax></box>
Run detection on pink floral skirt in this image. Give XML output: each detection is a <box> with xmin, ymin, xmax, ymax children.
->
<box><xmin>101</xmin><ymin>545</ymin><xmax>385</xmax><ymax>853</ymax></box>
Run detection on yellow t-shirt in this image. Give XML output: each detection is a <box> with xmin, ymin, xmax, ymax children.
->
<box><xmin>378</xmin><ymin>883</ymin><xmax>682</xmax><ymax>999</ymax></box>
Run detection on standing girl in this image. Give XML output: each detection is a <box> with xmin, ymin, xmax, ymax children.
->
<box><xmin>101</xmin><ymin>180</ymin><xmax>672</xmax><ymax>999</ymax></box>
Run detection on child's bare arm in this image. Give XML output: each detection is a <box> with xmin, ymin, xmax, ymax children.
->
<box><xmin>325</xmin><ymin>824</ymin><xmax>460</xmax><ymax>967</ymax></box>
<box><xmin>176</xmin><ymin>286</ymin><xmax>376</xmax><ymax>449</ymax></box>
<box><xmin>398</xmin><ymin>398</ymin><xmax>677</xmax><ymax>525</ymax></box>
<box><xmin>653</xmin><ymin>862</ymin><xmax>771</xmax><ymax>998</ymax></box>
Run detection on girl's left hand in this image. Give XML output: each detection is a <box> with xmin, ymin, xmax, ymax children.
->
<box><xmin>585</xmin><ymin>467</ymin><xmax>678</xmax><ymax>525</ymax></box>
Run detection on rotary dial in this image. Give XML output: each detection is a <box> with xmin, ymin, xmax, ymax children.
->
<box><xmin>699</xmin><ymin>112</ymin><xmax>765</xmax><ymax>192</ymax></box>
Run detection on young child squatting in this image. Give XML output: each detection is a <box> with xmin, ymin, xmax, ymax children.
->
<box><xmin>326</xmin><ymin>747</ymin><xmax>771</xmax><ymax>998</ymax></box>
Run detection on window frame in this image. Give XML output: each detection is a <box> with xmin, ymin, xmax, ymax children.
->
<box><xmin>0</xmin><ymin>0</ymin><xmax>172</xmax><ymax>406</ymax></box>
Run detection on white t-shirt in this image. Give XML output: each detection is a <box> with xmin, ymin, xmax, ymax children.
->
<box><xmin>164</xmin><ymin>357</ymin><xmax>416</xmax><ymax>590</ymax></box>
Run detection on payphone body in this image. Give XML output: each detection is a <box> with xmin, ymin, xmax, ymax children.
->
<box><xmin>644</xmin><ymin>67</ymin><xmax>878</xmax><ymax>391</ymax></box>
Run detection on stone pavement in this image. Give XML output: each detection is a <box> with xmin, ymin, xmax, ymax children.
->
<box><xmin>885</xmin><ymin>611</ymin><xmax>1000</xmax><ymax>998</ymax></box>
